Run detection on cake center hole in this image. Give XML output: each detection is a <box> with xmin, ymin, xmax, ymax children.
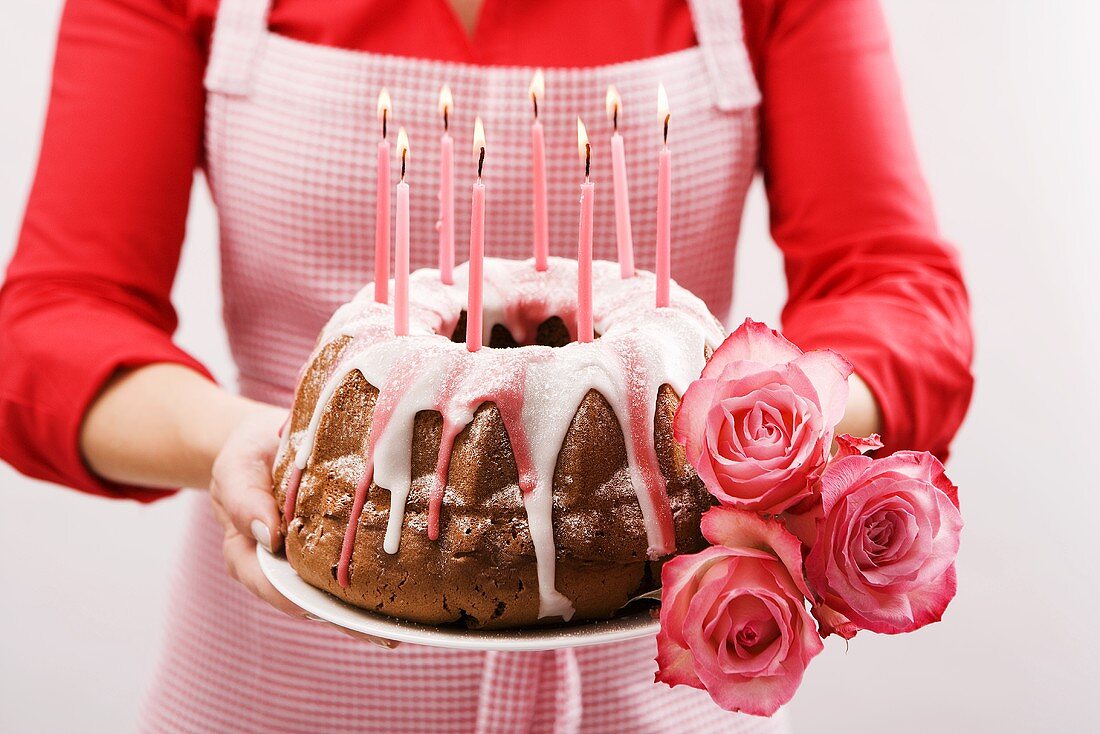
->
<box><xmin>450</xmin><ymin>313</ymin><xmax>579</xmax><ymax>348</ymax></box>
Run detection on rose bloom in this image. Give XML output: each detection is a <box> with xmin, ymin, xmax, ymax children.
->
<box><xmin>805</xmin><ymin>451</ymin><xmax>963</xmax><ymax>636</ymax></box>
<box><xmin>656</xmin><ymin>507</ymin><xmax>823</xmax><ymax>717</ymax></box>
<box><xmin>674</xmin><ymin>319</ymin><xmax>852</xmax><ymax>514</ymax></box>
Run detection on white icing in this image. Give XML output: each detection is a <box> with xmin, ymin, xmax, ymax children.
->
<box><xmin>282</xmin><ymin>257</ymin><xmax>723</xmax><ymax>620</ymax></box>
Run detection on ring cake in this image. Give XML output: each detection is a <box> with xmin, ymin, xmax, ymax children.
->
<box><xmin>274</xmin><ymin>256</ymin><xmax>723</xmax><ymax>628</ymax></box>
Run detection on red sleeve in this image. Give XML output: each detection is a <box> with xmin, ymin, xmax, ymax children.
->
<box><xmin>746</xmin><ymin>0</ymin><xmax>974</xmax><ymax>459</ymax></box>
<box><xmin>0</xmin><ymin>0</ymin><xmax>213</xmax><ymax>501</ymax></box>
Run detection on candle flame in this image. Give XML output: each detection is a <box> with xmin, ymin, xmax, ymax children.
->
<box><xmin>472</xmin><ymin>116</ymin><xmax>486</xmax><ymax>177</ymax></box>
<box><xmin>577</xmin><ymin>118</ymin><xmax>590</xmax><ymax>160</ymax></box>
<box><xmin>438</xmin><ymin>85</ymin><xmax>453</xmax><ymax>129</ymax></box>
<box><xmin>657</xmin><ymin>82</ymin><xmax>670</xmax><ymax>143</ymax></box>
<box><xmin>529</xmin><ymin>69</ymin><xmax>545</xmax><ymax>117</ymax></box>
<box><xmin>377</xmin><ymin>88</ymin><xmax>393</xmax><ymax>137</ymax></box>
<box><xmin>577</xmin><ymin>117</ymin><xmax>591</xmax><ymax>179</ymax></box>
<box><xmin>606</xmin><ymin>85</ymin><xmax>622</xmax><ymax>129</ymax></box>
<box><xmin>397</xmin><ymin>127</ymin><xmax>410</xmax><ymax>180</ymax></box>
<box><xmin>396</xmin><ymin>127</ymin><xmax>410</xmax><ymax>160</ymax></box>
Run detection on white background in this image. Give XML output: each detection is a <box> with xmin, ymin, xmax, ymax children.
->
<box><xmin>2</xmin><ymin>1</ymin><xmax>1097</xmax><ymax>732</ymax></box>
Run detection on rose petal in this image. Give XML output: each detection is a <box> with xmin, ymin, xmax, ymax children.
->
<box><xmin>700</xmin><ymin>508</ymin><xmax>814</xmax><ymax>601</ymax></box>
<box><xmin>655</xmin><ymin>634</ymin><xmax>704</xmax><ymax>688</ymax></box>
<box><xmin>819</xmin><ymin>455</ymin><xmax>874</xmax><ymax>515</ymax></box>
<box><xmin>674</xmin><ymin>378</ymin><xmax>722</xmax><ymax>462</ymax></box>
<box><xmin>836</xmin><ymin>433</ymin><xmax>884</xmax><ymax>459</ymax></box>
<box><xmin>791</xmin><ymin>350</ymin><xmax>853</xmax><ymax>427</ymax></box>
<box><xmin>811</xmin><ymin>602</ymin><xmax>860</xmax><ymax>640</ymax></box>
<box><xmin>702</xmin><ymin>319</ymin><xmax>804</xmax><ymax>380</ymax></box>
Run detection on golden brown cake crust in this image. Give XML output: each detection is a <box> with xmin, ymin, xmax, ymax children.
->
<box><xmin>273</xmin><ymin>322</ymin><xmax>715</xmax><ymax>629</ymax></box>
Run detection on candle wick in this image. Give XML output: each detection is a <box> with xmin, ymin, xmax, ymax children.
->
<box><xmin>401</xmin><ymin>150</ymin><xmax>407</xmax><ymax>181</ymax></box>
<box><xmin>584</xmin><ymin>143</ymin><xmax>591</xmax><ymax>181</ymax></box>
<box><xmin>663</xmin><ymin>114</ymin><xmax>669</xmax><ymax>145</ymax></box>
<box><xmin>532</xmin><ymin>95</ymin><xmax>539</xmax><ymax>120</ymax></box>
<box><xmin>383</xmin><ymin>110</ymin><xmax>388</xmax><ymax>140</ymax></box>
<box><xmin>444</xmin><ymin>108</ymin><xmax>449</xmax><ymax>132</ymax></box>
<box><xmin>477</xmin><ymin>146</ymin><xmax>485</xmax><ymax>180</ymax></box>
<box><xmin>613</xmin><ymin>106</ymin><xmax>619</xmax><ymax>132</ymax></box>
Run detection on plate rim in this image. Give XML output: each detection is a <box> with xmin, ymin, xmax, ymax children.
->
<box><xmin>256</xmin><ymin>545</ymin><xmax>661</xmax><ymax>651</ymax></box>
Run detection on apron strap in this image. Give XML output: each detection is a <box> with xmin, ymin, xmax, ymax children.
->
<box><xmin>473</xmin><ymin>651</ymin><xmax>546</xmax><ymax>734</ymax></box>
<box><xmin>204</xmin><ymin>0</ymin><xmax>273</xmax><ymax>96</ymax></box>
<box><xmin>686</xmin><ymin>0</ymin><xmax>762</xmax><ymax>110</ymax></box>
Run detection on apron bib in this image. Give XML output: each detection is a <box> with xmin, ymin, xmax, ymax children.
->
<box><xmin>140</xmin><ymin>1</ymin><xmax>786</xmax><ymax>732</ymax></box>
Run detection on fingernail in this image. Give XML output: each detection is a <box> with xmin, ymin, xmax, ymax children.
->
<box><xmin>251</xmin><ymin>520</ymin><xmax>273</xmax><ymax>552</ymax></box>
<box><xmin>304</xmin><ymin>613</ymin><xmax>324</xmax><ymax>622</ymax></box>
<box><xmin>373</xmin><ymin>639</ymin><xmax>397</xmax><ymax>650</ymax></box>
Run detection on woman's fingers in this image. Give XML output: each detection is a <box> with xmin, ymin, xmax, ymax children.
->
<box><xmin>210</xmin><ymin>407</ymin><xmax>399</xmax><ymax>649</ymax></box>
<box><xmin>221</xmin><ymin>520</ymin><xmax>307</xmax><ymax>619</ymax></box>
<box><xmin>210</xmin><ymin>409</ymin><xmax>287</xmax><ymax>553</ymax></box>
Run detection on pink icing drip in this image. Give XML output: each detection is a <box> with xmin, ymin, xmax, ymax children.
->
<box><xmin>282</xmin><ymin>464</ymin><xmax>303</xmax><ymax>524</ymax></box>
<box><xmin>337</xmin><ymin>459</ymin><xmax>375</xmax><ymax>588</ymax></box>
<box><xmin>336</xmin><ymin>353</ymin><xmax>427</xmax><ymax>588</ymax></box>
<box><xmin>618</xmin><ymin>343</ymin><xmax>676</xmax><ymax>557</ymax></box>
<box><xmin>427</xmin><ymin>421</ymin><xmax>462</xmax><ymax>541</ymax></box>
<box><xmin>427</xmin><ymin>357</ymin><xmax>474</xmax><ymax>541</ymax></box>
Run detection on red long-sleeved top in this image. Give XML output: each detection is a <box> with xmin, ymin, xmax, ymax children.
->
<box><xmin>0</xmin><ymin>0</ymin><xmax>973</xmax><ymax>501</ymax></box>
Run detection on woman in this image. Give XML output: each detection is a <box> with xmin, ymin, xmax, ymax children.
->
<box><xmin>0</xmin><ymin>0</ymin><xmax>973</xmax><ymax>731</ymax></box>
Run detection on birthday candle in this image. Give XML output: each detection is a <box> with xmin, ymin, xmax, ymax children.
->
<box><xmin>656</xmin><ymin>83</ymin><xmax>672</xmax><ymax>308</ymax></box>
<box><xmin>606</xmin><ymin>86</ymin><xmax>635</xmax><ymax>279</ymax></box>
<box><xmin>438</xmin><ymin>86</ymin><xmax>455</xmax><ymax>285</ymax></box>
<box><xmin>530</xmin><ymin>70</ymin><xmax>549</xmax><ymax>271</ymax></box>
<box><xmin>375</xmin><ymin>89</ymin><xmax>393</xmax><ymax>304</ymax></box>
<box><xmin>467</xmin><ymin>117</ymin><xmax>487</xmax><ymax>352</ymax></box>
<box><xmin>395</xmin><ymin>128</ymin><xmax>411</xmax><ymax>336</ymax></box>
<box><xmin>577</xmin><ymin>118</ymin><xmax>594</xmax><ymax>343</ymax></box>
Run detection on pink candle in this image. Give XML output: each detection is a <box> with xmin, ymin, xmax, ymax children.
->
<box><xmin>606</xmin><ymin>86</ymin><xmax>635</xmax><ymax>279</ymax></box>
<box><xmin>438</xmin><ymin>86</ymin><xmax>455</xmax><ymax>285</ymax></box>
<box><xmin>530</xmin><ymin>71</ymin><xmax>549</xmax><ymax>271</ymax></box>
<box><xmin>395</xmin><ymin>128</ymin><xmax>411</xmax><ymax>336</ymax></box>
<box><xmin>375</xmin><ymin>89</ymin><xmax>393</xmax><ymax>304</ymax></box>
<box><xmin>467</xmin><ymin>118</ymin><xmax>487</xmax><ymax>352</ymax></box>
<box><xmin>576</xmin><ymin>118</ymin><xmax>594</xmax><ymax>343</ymax></box>
<box><xmin>655</xmin><ymin>84</ymin><xmax>672</xmax><ymax>308</ymax></box>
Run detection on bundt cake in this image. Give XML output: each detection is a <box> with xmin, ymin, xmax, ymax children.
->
<box><xmin>273</xmin><ymin>256</ymin><xmax>724</xmax><ymax>629</ymax></box>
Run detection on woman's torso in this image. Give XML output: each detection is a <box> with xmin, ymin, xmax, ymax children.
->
<box><xmin>141</xmin><ymin>0</ymin><xmax>777</xmax><ymax>731</ymax></box>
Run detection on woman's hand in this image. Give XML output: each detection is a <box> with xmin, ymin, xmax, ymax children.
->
<box><xmin>209</xmin><ymin>406</ymin><xmax>303</xmax><ymax>617</ymax></box>
<box><xmin>836</xmin><ymin>373</ymin><xmax>883</xmax><ymax>440</ymax></box>
<box><xmin>81</xmin><ymin>363</ymin><xmax>396</xmax><ymax>647</ymax></box>
<box><xmin>209</xmin><ymin>405</ymin><xmax>398</xmax><ymax>648</ymax></box>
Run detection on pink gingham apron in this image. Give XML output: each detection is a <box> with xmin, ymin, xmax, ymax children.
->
<box><xmin>138</xmin><ymin>0</ymin><xmax>790</xmax><ymax>731</ymax></box>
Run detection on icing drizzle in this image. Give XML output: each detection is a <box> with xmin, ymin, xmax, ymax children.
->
<box><xmin>278</xmin><ymin>257</ymin><xmax>722</xmax><ymax>620</ymax></box>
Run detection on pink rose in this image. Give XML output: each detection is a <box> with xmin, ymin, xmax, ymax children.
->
<box><xmin>656</xmin><ymin>507</ymin><xmax>824</xmax><ymax>717</ymax></box>
<box><xmin>674</xmin><ymin>319</ymin><xmax>852</xmax><ymax>514</ymax></box>
<box><xmin>783</xmin><ymin>434</ymin><xmax>884</xmax><ymax>546</ymax></box>
<box><xmin>805</xmin><ymin>451</ymin><xmax>963</xmax><ymax>636</ymax></box>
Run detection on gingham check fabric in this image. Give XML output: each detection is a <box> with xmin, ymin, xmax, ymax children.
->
<box><xmin>140</xmin><ymin>0</ymin><xmax>780</xmax><ymax>731</ymax></box>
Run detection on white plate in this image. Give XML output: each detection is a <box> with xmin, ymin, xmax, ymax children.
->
<box><xmin>257</xmin><ymin>546</ymin><xmax>660</xmax><ymax>651</ymax></box>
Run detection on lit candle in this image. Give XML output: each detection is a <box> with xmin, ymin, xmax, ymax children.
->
<box><xmin>395</xmin><ymin>128</ymin><xmax>411</xmax><ymax>336</ymax></box>
<box><xmin>438</xmin><ymin>86</ymin><xmax>455</xmax><ymax>285</ymax></box>
<box><xmin>656</xmin><ymin>83</ymin><xmax>672</xmax><ymax>308</ymax></box>
<box><xmin>467</xmin><ymin>117</ymin><xmax>487</xmax><ymax>353</ymax></box>
<box><xmin>375</xmin><ymin>89</ymin><xmax>393</xmax><ymax>304</ymax></box>
<box><xmin>530</xmin><ymin>70</ymin><xmax>549</xmax><ymax>272</ymax></box>
<box><xmin>576</xmin><ymin>118</ymin><xmax>594</xmax><ymax>343</ymax></box>
<box><xmin>606</xmin><ymin>85</ymin><xmax>635</xmax><ymax>279</ymax></box>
